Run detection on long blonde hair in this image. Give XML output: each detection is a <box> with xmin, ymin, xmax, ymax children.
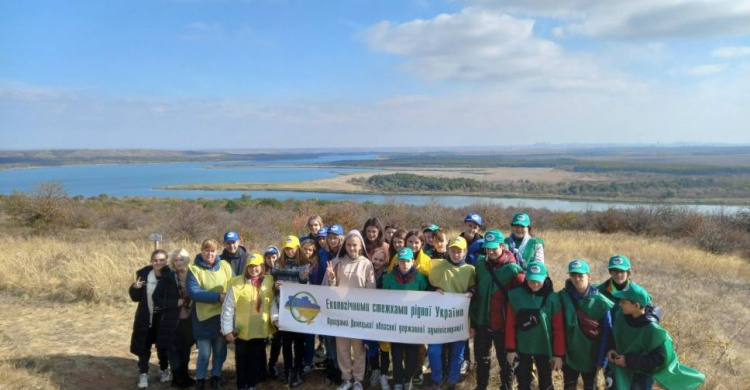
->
<box><xmin>169</xmin><ymin>248</ymin><xmax>190</xmax><ymax>286</ymax></box>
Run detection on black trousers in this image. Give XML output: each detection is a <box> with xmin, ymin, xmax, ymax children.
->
<box><xmin>473</xmin><ymin>327</ymin><xmax>512</xmax><ymax>390</ymax></box>
<box><xmin>563</xmin><ymin>364</ymin><xmax>597</xmax><ymax>390</ymax></box>
<box><xmin>390</xmin><ymin>343</ymin><xmax>418</xmax><ymax>385</ymax></box>
<box><xmin>280</xmin><ymin>330</ymin><xmax>305</xmax><ymax>373</ymax></box>
<box><xmin>517</xmin><ymin>353</ymin><xmax>553</xmax><ymax>390</ymax></box>
<box><xmin>235</xmin><ymin>338</ymin><xmax>266</xmax><ymax>388</ymax></box>
<box><xmin>169</xmin><ymin>318</ymin><xmax>195</xmax><ymax>374</ymax></box>
<box><xmin>369</xmin><ymin>348</ymin><xmax>391</xmax><ymax>375</ymax></box>
<box><xmin>137</xmin><ymin>312</ymin><xmax>170</xmax><ymax>374</ymax></box>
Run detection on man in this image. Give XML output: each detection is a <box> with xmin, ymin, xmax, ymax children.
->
<box><xmin>221</xmin><ymin>229</ymin><xmax>249</xmax><ymax>277</ymax></box>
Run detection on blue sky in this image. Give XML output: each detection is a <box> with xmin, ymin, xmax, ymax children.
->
<box><xmin>1</xmin><ymin>0</ymin><xmax>749</xmax><ymax>149</ymax></box>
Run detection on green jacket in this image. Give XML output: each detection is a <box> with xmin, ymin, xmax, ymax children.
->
<box><xmin>383</xmin><ymin>269</ymin><xmax>428</xmax><ymax>292</ymax></box>
<box><xmin>560</xmin><ymin>284</ymin><xmax>614</xmax><ymax>372</ymax></box>
<box><xmin>469</xmin><ymin>252</ymin><xmax>525</xmax><ymax>330</ymax></box>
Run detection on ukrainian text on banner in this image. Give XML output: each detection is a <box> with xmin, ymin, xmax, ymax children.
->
<box><xmin>278</xmin><ymin>284</ymin><xmax>470</xmax><ymax>344</ymax></box>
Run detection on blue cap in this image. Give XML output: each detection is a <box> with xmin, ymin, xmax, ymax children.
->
<box><xmin>317</xmin><ymin>226</ymin><xmax>328</xmax><ymax>237</ymax></box>
<box><xmin>264</xmin><ymin>245</ymin><xmax>279</xmax><ymax>256</ymax></box>
<box><xmin>465</xmin><ymin>213</ymin><xmax>483</xmax><ymax>226</ymax></box>
<box><xmin>328</xmin><ymin>224</ymin><xmax>344</xmax><ymax>235</ymax></box>
<box><xmin>223</xmin><ymin>230</ymin><xmax>239</xmax><ymax>242</ymax></box>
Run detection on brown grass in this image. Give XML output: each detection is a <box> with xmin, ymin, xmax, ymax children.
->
<box><xmin>0</xmin><ymin>229</ymin><xmax>747</xmax><ymax>389</ymax></box>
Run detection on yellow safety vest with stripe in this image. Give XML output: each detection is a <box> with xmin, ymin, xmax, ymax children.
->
<box><xmin>189</xmin><ymin>261</ymin><xmax>232</xmax><ymax>321</ymax></box>
<box><xmin>228</xmin><ymin>275</ymin><xmax>276</xmax><ymax>340</ymax></box>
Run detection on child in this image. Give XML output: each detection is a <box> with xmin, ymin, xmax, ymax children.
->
<box><xmin>559</xmin><ymin>259</ymin><xmax>614</xmax><ymax>390</ymax></box>
<box><xmin>460</xmin><ymin>213</ymin><xmax>484</xmax><ymax>265</ymax></box>
<box><xmin>317</xmin><ymin>226</ymin><xmax>329</xmax><ymax>252</ymax></box>
<box><xmin>424</xmin><ymin>237</ymin><xmax>476</xmax><ymax>390</ymax></box>
<box><xmin>429</xmin><ymin>229</ymin><xmax>448</xmax><ymax>260</ymax></box>
<box><xmin>362</xmin><ymin>217</ymin><xmax>389</xmax><ymax>260</ymax></box>
<box><xmin>299</xmin><ymin>239</ymin><xmax>321</xmax><ymax>374</ymax></box>
<box><xmin>421</xmin><ymin>224</ymin><xmax>439</xmax><ymax>257</ymax></box>
<box><xmin>597</xmin><ymin>254</ymin><xmax>633</xmax><ymax>313</ymax></box>
<box><xmin>302</xmin><ymin>214</ymin><xmax>324</xmax><ymax>245</ymax></box>
<box><xmin>469</xmin><ymin>229</ymin><xmax>525</xmax><ymax>390</ymax></box>
<box><xmin>366</xmin><ymin>248</ymin><xmax>392</xmax><ymax>390</ymax></box>
<box><xmin>272</xmin><ymin>235</ymin><xmax>309</xmax><ymax>387</ymax></box>
<box><xmin>327</xmin><ymin>230</ymin><xmax>376</xmax><ymax>390</ymax></box>
<box><xmin>608</xmin><ymin>282</ymin><xmax>705</xmax><ymax>390</ymax></box>
<box><xmin>505</xmin><ymin>262</ymin><xmax>565</xmax><ymax>390</ymax></box>
<box><xmin>318</xmin><ymin>224</ymin><xmax>345</xmax><ymax>383</ymax></box>
<box><xmin>262</xmin><ymin>245</ymin><xmax>282</xmax><ymax>379</ymax></box>
<box><xmin>387</xmin><ymin>228</ymin><xmax>408</xmax><ymax>269</ymax></box>
<box><xmin>388</xmin><ymin>230</ymin><xmax>431</xmax><ymax>277</ymax></box>
<box><xmin>383</xmin><ymin>248</ymin><xmax>429</xmax><ymax>390</ymax></box>
<box><xmin>505</xmin><ymin>213</ymin><xmax>544</xmax><ymax>269</ymax></box>
<box><xmin>384</xmin><ymin>222</ymin><xmax>398</xmax><ymax>244</ymax></box>
<box><xmin>221</xmin><ymin>253</ymin><xmax>276</xmax><ymax>390</ymax></box>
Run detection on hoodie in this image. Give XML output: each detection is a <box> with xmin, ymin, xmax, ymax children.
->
<box><xmin>328</xmin><ymin>230</ymin><xmax>375</xmax><ymax>289</ymax></box>
<box><xmin>221</xmin><ymin>245</ymin><xmax>249</xmax><ymax>277</ymax></box>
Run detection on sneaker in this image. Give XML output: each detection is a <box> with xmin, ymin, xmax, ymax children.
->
<box><xmin>370</xmin><ymin>369</ymin><xmax>381</xmax><ymax>387</ymax></box>
<box><xmin>379</xmin><ymin>374</ymin><xmax>390</xmax><ymax>390</ymax></box>
<box><xmin>393</xmin><ymin>385</ymin><xmax>403</xmax><ymax>390</ymax></box>
<box><xmin>336</xmin><ymin>380</ymin><xmax>353</xmax><ymax>390</ymax></box>
<box><xmin>290</xmin><ymin>371</ymin><xmax>303</xmax><ymax>387</ymax></box>
<box><xmin>209</xmin><ymin>376</ymin><xmax>220</xmax><ymax>390</ymax></box>
<box><xmin>412</xmin><ymin>374</ymin><xmax>423</xmax><ymax>386</ymax></box>
<box><xmin>194</xmin><ymin>378</ymin><xmax>206</xmax><ymax>390</ymax></box>
<box><xmin>160</xmin><ymin>369</ymin><xmax>172</xmax><ymax>383</ymax></box>
<box><xmin>302</xmin><ymin>365</ymin><xmax>313</xmax><ymax>375</ymax></box>
<box><xmin>268</xmin><ymin>363</ymin><xmax>279</xmax><ymax>379</ymax></box>
<box><xmin>315</xmin><ymin>344</ymin><xmax>326</xmax><ymax>358</ymax></box>
<box><xmin>353</xmin><ymin>381</ymin><xmax>363</xmax><ymax>390</ymax></box>
<box><xmin>138</xmin><ymin>373</ymin><xmax>148</xmax><ymax>389</ymax></box>
<box><xmin>460</xmin><ymin>360</ymin><xmax>470</xmax><ymax>375</ymax></box>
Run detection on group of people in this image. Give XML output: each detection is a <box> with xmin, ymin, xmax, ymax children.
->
<box><xmin>130</xmin><ymin>212</ymin><xmax>704</xmax><ymax>390</ymax></box>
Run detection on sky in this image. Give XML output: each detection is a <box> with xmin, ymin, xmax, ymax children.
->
<box><xmin>1</xmin><ymin>0</ymin><xmax>749</xmax><ymax>149</ymax></box>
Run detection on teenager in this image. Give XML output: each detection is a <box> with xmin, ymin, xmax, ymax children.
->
<box><xmin>469</xmin><ymin>229</ymin><xmax>525</xmax><ymax>390</ymax></box>
<box><xmin>221</xmin><ymin>253</ymin><xmax>277</xmax><ymax>390</ymax></box>
<box><xmin>187</xmin><ymin>239</ymin><xmax>233</xmax><ymax>390</ymax></box>
<box><xmin>362</xmin><ymin>217</ymin><xmax>389</xmax><ymax>260</ymax></box>
<box><xmin>460</xmin><ymin>213</ymin><xmax>485</xmax><ymax>265</ymax></box>
<box><xmin>263</xmin><ymin>245</ymin><xmax>283</xmax><ymax>380</ymax></box>
<box><xmin>505</xmin><ymin>262</ymin><xmax>565</xmax><ymax>390</ymax></box>
<box><xmin>559</xmin><ymin>259</ymin><xmax>614</xmax><ymax>390</ymax></box>
<box><xmin>366</xmin><ymin>248</ymin><xmax>392</xmax><ymax>390</ymax></box>
<box><xmin>608</xmin><ymin>282</ymin><xmax>705</xmax><ymax>390</ymax></box>
<box><xmin>383</xmin><ymin>248</ymin><xmax>429</xmax><ymax>390</ymax></box>
<box><xmin>505</xmin><ymin>213</ymin><xmax>544</xmax><ymax>269</ymax></box>
<box><xmin>130</xmin><ymin>249</ymin><xmax>179</xmax><ymax>389</ymax></box>
<box><xmin>421</xmin><ymin>224</ymin><xmax>439</xmax><ymax>257</ymax></box>
<box><xmin>327</xmin><ymin>230</ymin><xmax>376</xmax><ymax>390</ymax></box>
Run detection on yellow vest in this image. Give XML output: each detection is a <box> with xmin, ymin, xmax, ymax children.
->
<box><xmin>387</xmin><ymin>250</ymin><xmax>432</xmax><ymax>277</ymax></box>
<box><xmin>229</xmin><ymin>275</ymin><xmax>276</xmax><ymax>340</ymax></box>
<box><xmin>189</xmin><ymin>261</ymin><xmax>232</xmax><ymax>321</ymax></box>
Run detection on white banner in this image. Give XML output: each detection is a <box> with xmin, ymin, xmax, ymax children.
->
<box><xmin>278</xmin><ymin>284</ymin><xmax>470</xmax><ymax>344</ymax></box>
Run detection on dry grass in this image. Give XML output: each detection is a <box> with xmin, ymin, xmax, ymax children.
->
<box><xmin>0</xmin><ymin>228</ymin><xmax>747</xmax><ymax>389</ymax></box>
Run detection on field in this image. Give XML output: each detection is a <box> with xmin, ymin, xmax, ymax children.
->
<box><xmin>0</xmin><ymin>224</ymin><xmax>747</xmax><ymax>390</ymax></box>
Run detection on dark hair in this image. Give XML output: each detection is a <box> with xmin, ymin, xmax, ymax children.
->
<box><xmin>404</xmin><ymin>230</ymin><xmax>425</xmax><ymax>252</ymax></box>
<box><xmin>151</xmin><ymin>249</ymin><xmax>168</xmax><ymax>260</ymax></box>
<box><xmin>388</xmin><ymin>228</ymin><xmax>408</xmax><ymax>258</ymax></box>
<box><xmin>361</xmin><ymin>217</ymin><xmax>385</xmax><ymax>258</ymax></box>
<box><xmin>385</xmin><ymin>221</ymin><xmax>398</xmax><ymax>230</ymax></box>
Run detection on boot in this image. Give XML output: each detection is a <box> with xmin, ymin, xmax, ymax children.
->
<box><xmin>209</xmin><ymin>376</ymin><xmax>221</xmax><ymax>389</ymax></box>
<box><xmin>194</xmin><ymin>379</ymin><xmax>205</xmax><ymax>390</ymax></box>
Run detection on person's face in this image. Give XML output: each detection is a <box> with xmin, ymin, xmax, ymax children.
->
<box><xmin>317</xmin><ymin>237</ymin><xmax>328</xmax><ymax>248</ymax></box>
<box><xmin>327</xmin><ymin>234</ymin><xmax>342</xmax><ymax>250</ymax></box>
<box><xmin>384</xmin><ymin>227</ymin><xmax>396</xmax><ymax>242</ymax></box>
<box><xmin>609</xmin><ymin>269</ymin><xmax>629</xmax><ymax>284</ymax></box>
<box><xmin>302</xmin><ymin>244</ymin><xmax>315</xmax><ymax>260</ymax></box>
<box><xmin>423</xmin><ymin>231</ymin><xmax>433</xmax><ymax>244</ymax></box>
<box><xmin>569</xmin><ymin>272</ymin><xmax>590</xmax><ymax>291</ymax></box>
<box><xmin>264</xmin><ymin>253</ymin><xmax>278</xmax><ymax>267</ymax></box>
<box><xmin>224</xmin><ymin>240</ymin><xmax>239</xmax><ymax>254</ymax></box>
<box><xmin>201</xmin><ymin>247</ymin><xmax>217</xmax><ymax>264</ymax></box>
<box><xmin>449</xmin><ymin>246</ymin><xmax>465</xmax><ymax>262</ymax></box>
<box><xmin>391</xmin><ymin>237</ymin><xmax>405</xmax><ymax>251</ymax></box>
<box><xmin>464</xmin><ymin>221</ymin><xmax>480</xmax><ymax>238</ymax></box>
<box><xmin>433</xmin><ymin>236</ymin><xmax>447</xmax><ymax>253</ymax></box>
<box><xmin>619</xmin><ymin>299</ymin><xmax>640</xmax><ymax>315</ymax></box>
<box><xmin>151</xmin><ymin>253</ymin><xmax>168</xmax><ymax>271</ymax></box>
<box><xmin>406</xmin><ymin>235</ymin><xmax>423</xmax><ymax>253</ymax></box>
<box><xmin>398</xmin><ymin>259</ymin><xmax>413</xmax><ymax>273</ymax></box>
<box><xmin>485</xmin><ymin>246</ymin><xmax>502</xmax><ymax>260</ymax></box>
<box><xmin>528</xmin><ymin>279</ymin><xmax>544</xmax><ymax>292</ymax></box>
<box><xmin>512</xmin><ymin>224</ymin><xmax>528</xmax><ymax>238</ymax></box>
<box><xmin>284</xmin><ymin>247</ymin><xmax>298</xmax><ymax>258</ymax></box>
<box><xmin>345</xmin><ymin>236</ymin><xmax>362</xmax><ymax>258</ymax></box>
<box><xmin>365</xmin><ymin>226</ymin><xmax>379</xmax><ymax>242</ymax></box>
<box><xmin>246</xmin><ymin>264</ymin><xmax>262</xmax><ymax>278</ymax></box>
<box><xmin>371</xmin><ymin>252</ymin><xmax>387</xmax><ymax>270</ymax></box>
<box><xmin>308</xmin><ymin>221</ymin><xmax>321</xmax><ymax>235</ymax></box>
<box><xmin>172</xmin><ymin>255</ymin><xmax>187</xmax><ymax>271</ymax></box>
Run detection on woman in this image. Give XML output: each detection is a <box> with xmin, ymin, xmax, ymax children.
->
<box><xmin>129</xmin><ymin>249</ymin><xmax>179</xmax><ymax>389</ymax></box>
<box><xmin>168</xmin><ymin>248</ymin><xmax>197</xmax><ymax>389</ymax></box>
<box><xmin>187</xmin><ymin>239</ymin><xmax>233</xmax><ymax>390</ymax></box>
<box><xmin>505</xmin><ymin>212</ymin><xmax>545</xmax><ymax>269</ymax></box>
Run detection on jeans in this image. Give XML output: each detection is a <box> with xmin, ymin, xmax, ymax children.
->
<box><xmin>303</xmin><ymin>333</ymin><xmax>316</xmax><ymax>367</ymax></box>
<box><xmin>474</xmin><ymin>327</ymin><xmax>512</xmax><ymax>390</ymax></box>
<box><xmin>517</xmin><ymin>353</ymin><xmax>553</xmax><ymax>390</ymax></box>
<box><xmin>631</xmin><ymin>373</ymin><xmax>654</xmax><ymax>390</ymax></box>
<box><xmin>563</xmin><ymin>364</ymin><xmax>597</xmax><ymax>390</ymax></box>
<box><xmin>195</xmin><ymin>335</ymin><xmax>227</xmax><ymax>379</ymax></box>
<box><xmin>324</xmin><ymin>335</ymin><xmax>339</xmax><ymax>368</ymax></box>
<box><xmin>427</xmin><ymin>341</ymin><xmax>464</xmax><ymax>385</ymax></box>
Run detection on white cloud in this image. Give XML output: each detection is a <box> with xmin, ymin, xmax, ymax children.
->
<box><xmin>713</xmin><ymin>46</ymin><xmax>750</xmax><ymax>58</ymax></box>
<box><xmin>472</xmin><ymin>0</ymin><xmax>750</xmax><ymax>40</ymax></box>
<box><xmin>363</xmin><ymin>7</ymin><xmax>626</xmax><ymax>89</ymax></box>
<box><xmin>677</xmin><ymin>64</ymin><xmax>727</xmax><ymax>76</ymax></box>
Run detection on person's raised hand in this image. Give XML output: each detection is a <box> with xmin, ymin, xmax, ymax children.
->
<box><xmin>133</xmin><ymin>276</ymin><xmax>145</xmax><ymax>289</ymax></box>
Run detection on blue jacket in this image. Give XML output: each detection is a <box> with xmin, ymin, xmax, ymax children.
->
<box><xmin>186</xmin><ymin>254</ymin><xmax>224</xmax><ymax>340</ymax></box>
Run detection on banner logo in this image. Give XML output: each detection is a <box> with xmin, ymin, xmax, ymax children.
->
<box><xmin>284</xmin><ymin>292</ymin><xmax>321</xmax><ymax>324</ymax></box>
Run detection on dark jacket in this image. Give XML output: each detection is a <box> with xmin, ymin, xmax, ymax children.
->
<box><xmin>129</xmin><ymin>265</ymin><xmax>179</xmax><ymax>356</ymax></box>
<box><xmin>221</xmin><ymin>246</ymin><xmax>249</xmax><ymax>277</ymax></box>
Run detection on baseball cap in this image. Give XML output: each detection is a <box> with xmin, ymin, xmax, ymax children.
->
<box><xmin>223</xmin><ymin>230</ymin><xmax>239</xmax><ymax>242</ymax></box>
<box><xmin>568</xmin><ymin>259</ymin><xmax>590</xmax><ymax>274</ymax></box>
<box><xmin>423</xmin><ymin>224</ymin><xmax>440</xmax><ymax>233</ymax></box>
<box><xmin>316</xmin><ymin>226</ymin><xmax>328</xmax><ymax>237</ymax></box>
<box><xmin>608</xmin><ymin>255</ymin><xmax>631</xmax><ymax>271</ymax></box>
<box><xmin>526</xmin><ymin>262</ymin><xmax>548</xmax><ymax>283</ymax></box>
<box><xmin>283</xmin><ymin>235</ymin><xmax>300</xmax><ymax>249</ymax></box>
<box><xmin>465</xmin><ymin>213</ymin><xmax>483</xmax><ymax>226</ymax></box>
<box><xmin>327</xmin><ymin>224</ymin><xmax>344</xmax><ymax>236</ymax></box>
<box><xmin>612</xmin><ymin>282</ymin><xmax>652</xmax><ymax>307</ymax></box>
<box><xmin>397</xmin><ymin>247</ymin><xmax>414</xmax><ymax>261</ymax></box>
<box><xmin>247</xmin><ymin>253</ymin><xmax>264</xmax><ymax>266</ymax></box>
<box><xmin>264</xmin><ymin>245</ymin><xmax>279</xmax><ymax>256</ymax></box>
<box><xmin>511</xmin><ymin>213</ymin><xmax>531</xmax><ymax>227</ymax></box>
<box><xmin>482</xmin><ymin>229</ymin><xmax>505</xmax><ymax>249</ymax></box>
<box><xmin>449</xmin><ymin>236</ymin><xmax>467</xmax><ymax>250</ymax></box>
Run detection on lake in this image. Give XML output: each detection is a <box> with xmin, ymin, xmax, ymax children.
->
<box><xmin>0</xmin><ymin>154</ymin><xmax>744</xmax><ymax>213</ymax></box>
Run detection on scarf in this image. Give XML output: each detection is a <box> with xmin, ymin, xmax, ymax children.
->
<box><xmin>508</xmin><ymin>234</ymin><xmax>530</xmax><ymax>269</ymax></box>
